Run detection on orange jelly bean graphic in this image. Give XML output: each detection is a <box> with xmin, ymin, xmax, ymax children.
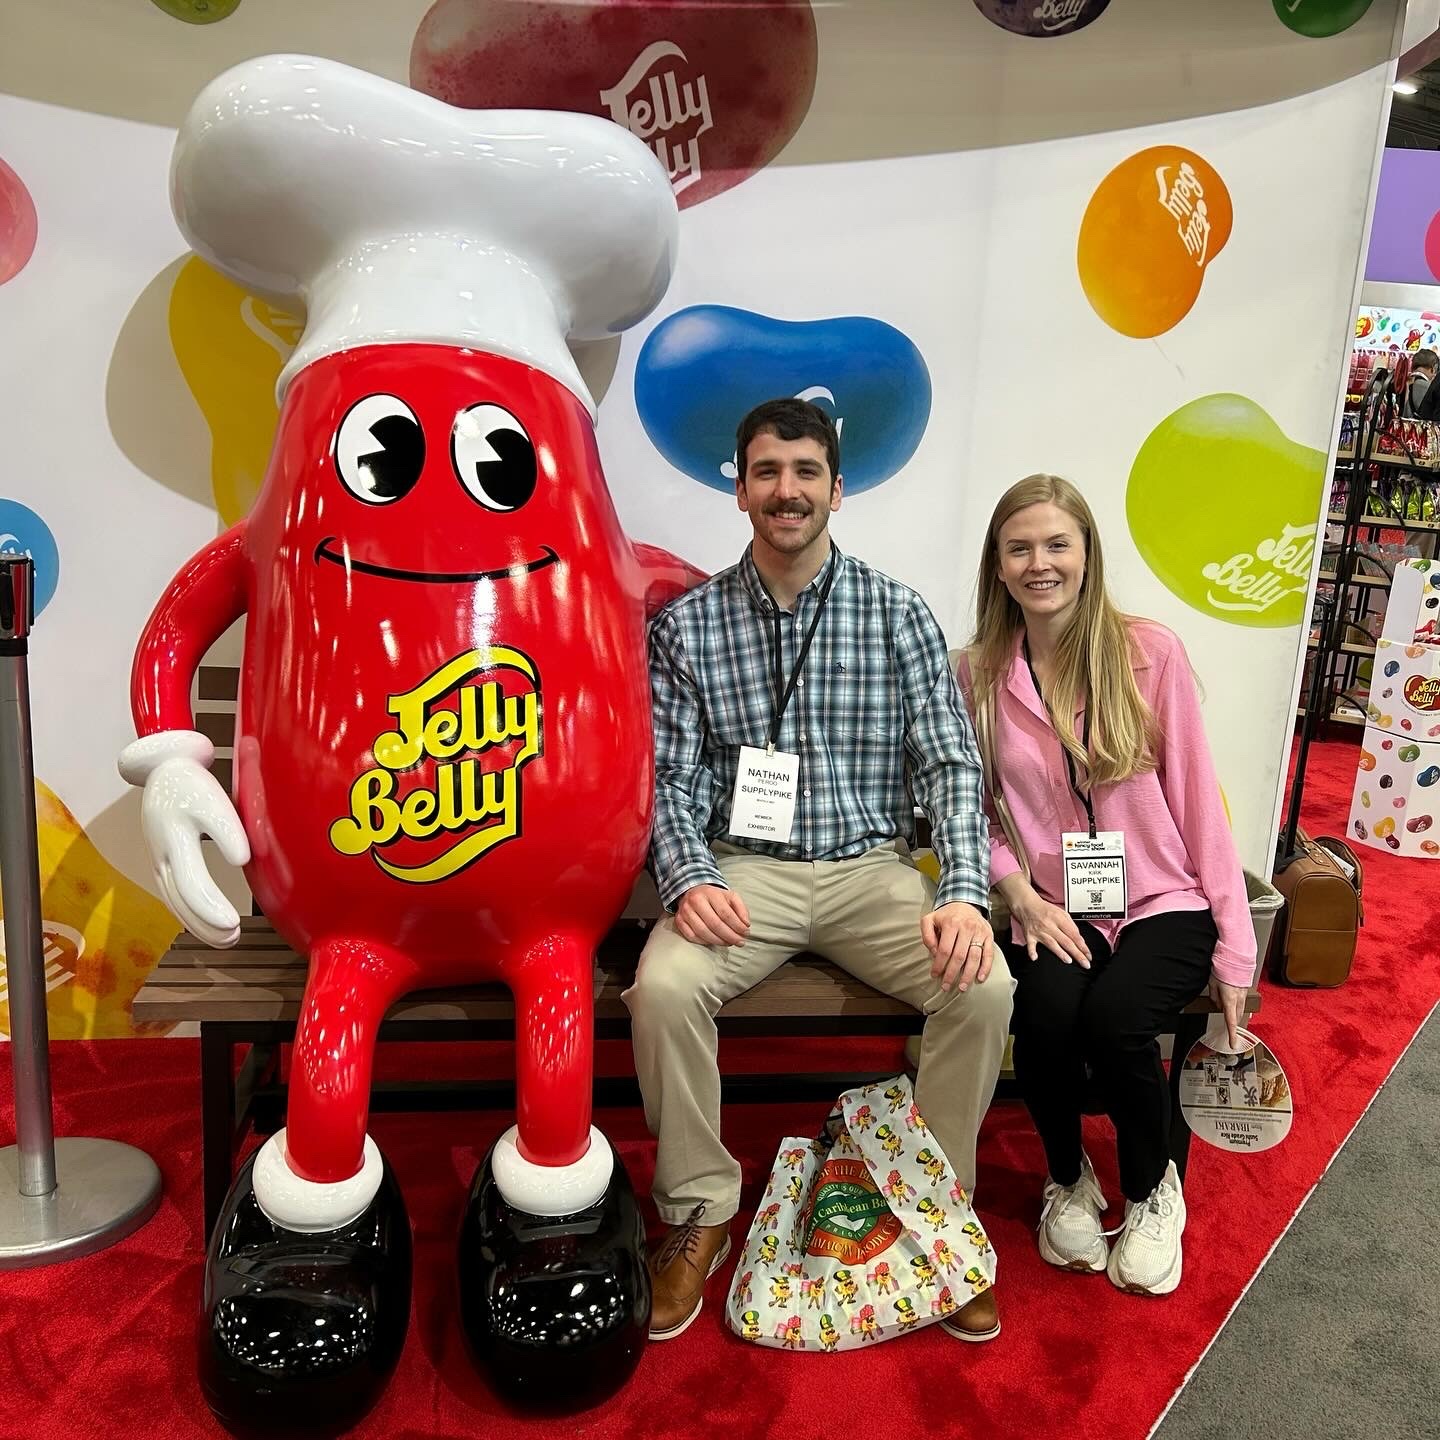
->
<box><xmin>1078</xmin><ymin>146</ymin><xmax>1232</xmax><ymax>339</ymax></box>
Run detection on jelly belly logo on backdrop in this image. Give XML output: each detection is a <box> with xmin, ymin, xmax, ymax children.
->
<box><xmin>1127</xmin><ymin>395</ymin><xmax>1325</xmax><ymax>629</ymax></box>
<box><xmin>409</xmin><ymin>0</ymin><xmax>817</xmax><ymax>210</ymax></box>
<box><xmin>0</xmin><ymin>921</ymin><xmax>83</xmax><ymax>1010</ymax></box>
<box><xmin>801</xmin><ymin>1158</ymin><xmax>903</xmax><ymax>1266</ymax></box>
<box><xmin>973</xmin><ymin>0</ymin><xmax>1111</xmax><ymax>36</ymax></box>
<box><xmin>1079</xmin><ymin>147</ymin><xmax>1232</xmax><ymax>340</ymax></box>
<box><xmin>600</xmin><ymin>40</ymin><xmax>712</xmax><ymax>196</ymax></box>
<box><xmin>329</xmin><ymin>647</ymin><xmax>542</xmax><ymax>884</ymax></box>
<box><xmin>1403</xmin><ymin>675</ymin><xmax>1440</xmax><ymax>713</ymax></box>
<box><xmin>1201</xmin><ymin>523</ymin><xmax>1316</xmax><ymax>617</ymax></box>
<box><xmin>635</xmin><ymin>306</ymin><xmax>931</xmax><ymax>495</ymax></box>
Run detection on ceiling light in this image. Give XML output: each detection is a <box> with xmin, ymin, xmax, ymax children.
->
<box><xmin>1394</xmin><ymin>79</ymin><xmax>1420</xmax><ymax>95</ymax></box>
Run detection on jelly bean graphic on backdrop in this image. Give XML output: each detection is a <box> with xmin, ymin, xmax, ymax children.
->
<box><xmin>148</xmin><ymin>0</ymin><xmax>241</xmax><ymax>19</ymax></box>
<box><xmin>410</xmin><ymin>0</ymin><xmax>816</xmax><ymax>208</ymax></box>
<box><xmin>0</xmin><ymin>500</ymin><xmax>60</xmax><ymax>616</ymax></box>
<box><xmin>0</xmin><ymin>780</ymin><xmax>179</xmax><ymax>1039</ymax></box>
<box><xmin>0</xmin><ymin>154</ymin><xmax>38</xmax><ymax>286</ymax></box>
<box><xmin>1127</xmin><ymin>395</ymin><xmax>1324</xmax><ymax>629</ymax></box>
<box><xmin>635</xmin><ymin>306</ymin><xmax>931</xmax><ymax>494</ymax></box>
<box><xmin>972</xmin><ymin>0</ymin><xmax>1112</xmax><ymax>37</ymax></box>
<box><xmin>1272</xmin><ymin>0</ymin><xmax>1374</xmax><ymax>37</ymax></box>
<box><xmin>1078</xmin><ymin>146</ymin><xmax>1232</xmax><ymax>339</ymax></box>
<box><xmin>1420</xmin><ymin>211</ymin><xmax>1440</xmax><ymax>285</ymax></box>
<box><xmin>168</xmin><ymin>256</ymin><xmax>302</xmax><ymax>524</ymax></box>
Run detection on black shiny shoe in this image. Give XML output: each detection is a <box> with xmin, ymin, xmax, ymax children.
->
<box><xmin>198</xmin><ymin>1147</ymin><xmax>411</xmax><ymax>1439</ymax></box>
<box><xmin>458</xmin><ymin>1139</ymin><xmax>648</xmax><ymax>1412</ymax></box>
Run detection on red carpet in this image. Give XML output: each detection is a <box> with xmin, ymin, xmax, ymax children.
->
<box><xmin>3</xmin><ymin>736</ymin><xmax>1437</xmax><ymax>1440</ymax></box>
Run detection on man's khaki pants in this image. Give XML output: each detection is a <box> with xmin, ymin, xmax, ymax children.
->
<box><xmin>623</xmin><ymin>843</ymin><xmax>1014</xmax><ymax>1227</ymax></box>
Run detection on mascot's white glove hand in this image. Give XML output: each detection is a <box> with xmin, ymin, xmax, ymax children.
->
<box><xmin>117</xmin><ymin>730</ymin><xmax>251</xmax><ymax>948</ymax></box>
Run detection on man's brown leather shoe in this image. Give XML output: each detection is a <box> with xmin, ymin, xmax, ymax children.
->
<box><xmin>648</xmin><ymin>1203</ymin><xmax>732</xmax><ymax>1340</ymax></box>
<box><xmin>940</xmin><ymin>1285</ymin><xmax>1000</xmax><ymax>1342</ymax></box>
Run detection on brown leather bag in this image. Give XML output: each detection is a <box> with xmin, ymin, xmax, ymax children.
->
<box><xmin>1268</xmin><ymin>830</ymin><xmax>1364</xmax><ymax>987</ymax></box>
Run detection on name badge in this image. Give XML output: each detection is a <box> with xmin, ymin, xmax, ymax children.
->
<box><xmin>729</xmin><ymin>745</ymin><xmax>799</xmax><ymax>843</ymax></box>
<box><xmin>1062</xmin><ymin>831</ymin><xmax>1127</xmax><ymax>919</ymax></box>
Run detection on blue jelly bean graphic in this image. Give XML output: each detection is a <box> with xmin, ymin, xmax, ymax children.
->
<box><xmin>1384</xmin><ymin>659</ymin><xmax>1400</xmax><ymax>677</ymax></box>
<box><xmin>0</xmin><ymin>499</ymin><xmax>60</xmax><ymax>616</ymax></box>
<box><xmin>1418</xmin><ymin>765</ymin><xmax>1440</xmax><ymax>787</ymax></box>
<box><xmin>634</xmin><ymin>305</ymin><xmax>931</xmax><ymax>494</ymax></box>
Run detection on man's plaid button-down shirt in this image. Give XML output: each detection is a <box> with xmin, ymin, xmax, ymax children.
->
<box><xmin>647</xmin><ymin>543</ymin><xmax>989</xmax><ymax>912</ymax></box>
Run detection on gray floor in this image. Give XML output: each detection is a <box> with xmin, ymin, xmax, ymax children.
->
<box><xmin>1156</xmin><ymin>1004</ymin><xmax>1440</xmax><ymax>1440</ymax></box>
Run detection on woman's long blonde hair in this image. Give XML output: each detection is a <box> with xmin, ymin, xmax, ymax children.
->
<box><xmin>969</xmin><ymin>475</ymin><xmax>1156</xmax><ymax>794</ymax></box>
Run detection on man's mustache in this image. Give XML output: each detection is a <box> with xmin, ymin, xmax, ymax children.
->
<box><xmin>763</xmin><ymin>502</ymin><xmax>813</xmax><ymax>516</ymax></box>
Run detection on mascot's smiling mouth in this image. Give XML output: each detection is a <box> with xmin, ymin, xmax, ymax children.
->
<box><xmin>314</xmin><ymin>537</ymin><xmax>559</xmax><ymax>584</ymax></box>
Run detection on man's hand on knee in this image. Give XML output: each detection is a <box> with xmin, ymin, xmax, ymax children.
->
<box><xmin>922</xmin><ymin>902</ymin><xmax>993</xmax><ymax>993</ymax></box>
<box><xmin>674</xmin><ymin>884</ymin><xmax>751</xmax><ymax>947</ymax></box>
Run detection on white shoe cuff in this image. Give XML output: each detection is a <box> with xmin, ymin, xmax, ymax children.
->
<box><xmin>492</xmin><ymin>1126</ymin><xmax>613</xmax><ymax>1216</ymax></box>
<box><xmin>118</xmin><ymin>729</ymin><xmax>215</xmax><ymax>785</ymax></box>
<box><xmin>252</xmin><ymin>1128</ymin><xmax>383</xmax><ymax>1232</ymax></box>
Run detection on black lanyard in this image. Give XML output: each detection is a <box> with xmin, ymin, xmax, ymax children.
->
<box><xmin>1023</xmin><ymin>638</ymin><xmax>1096</xmax><ymax>838</ymax></box>
<box><xmin>757</xmin><ymin>549</ymin><xmax>840</xmax><ymax>754</ymax></box>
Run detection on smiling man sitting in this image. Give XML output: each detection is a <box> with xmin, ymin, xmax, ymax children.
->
<box><xmin>624</xmin><ymin>397</ymin><xmax>1013</xmax><ymax>1344</ymax></box>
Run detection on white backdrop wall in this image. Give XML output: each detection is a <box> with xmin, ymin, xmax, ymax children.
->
<box><xmin>0</xmin><ymin>0</ymin><xmax>1404</xmax><ymax>1034</ymax></box>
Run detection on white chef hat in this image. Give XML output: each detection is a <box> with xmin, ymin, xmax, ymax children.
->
<box><xmin>170</xmin><ymin>54</ymin><xmax>679</xmax><ymax>416</ymax></box>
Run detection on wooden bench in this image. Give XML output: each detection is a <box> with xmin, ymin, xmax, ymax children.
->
<box><xmin>134</xmin><ymin>917</ymin><xmax>1257</xmax><ymax>1236</ymax></box>
<box><xmin>144</xmin><ymin>664</ymin><xmax>1260</xmax><ymax>1234</ymax></box>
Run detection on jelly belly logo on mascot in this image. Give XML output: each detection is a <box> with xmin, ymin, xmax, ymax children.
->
<box><xmin>801</xmin><ymin>1158</ymin><xmax>903</xmax><ymax>1266</ymax></box>
<box><xmin>331</xmin><ymin>647</ymin><xmax>542</xmax><ymax>882</ymax></box>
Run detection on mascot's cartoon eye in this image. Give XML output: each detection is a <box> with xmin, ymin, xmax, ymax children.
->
<box><xmin>451</xmin><ymin>403</ymin><xmax>537</xmax><ymax>512</ymax></box>
<box><xmin>333</xmin><ymin>394</ymin><xmax>425</xmax><ymax>504</ymax></box>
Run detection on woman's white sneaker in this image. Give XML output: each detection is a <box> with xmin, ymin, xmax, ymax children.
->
<box><xmin>1107</xmin><ymin>1160</ymin><xmax>1186</xmax><ymax>1296</ymax></box>
<box><xmin>1037</xmin><ymin>1151</ymin><xmax>1109</xmax><ymax>1273</ymax></box>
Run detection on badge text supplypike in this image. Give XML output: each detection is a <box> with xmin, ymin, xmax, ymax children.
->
<box><xmin>329</xmin><ymin>647</ymin><xmax>541</xmax><ymax>883</ymax></box>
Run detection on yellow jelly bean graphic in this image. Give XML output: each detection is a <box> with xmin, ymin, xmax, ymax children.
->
<box><xmin>1078</xmin><ymin>146</ymin><xmax>1232</xmax><ymax>339</ymax></box>
<box><xmin>169</xmin><ymin>256</ymin><xmax>302</xmax><ymax>524</ymax></box>
<box><xmin>0</xmin><ymin>781</ymin><xmax>181</xmax><ymax>1039</ymax></box>
<box><xmin>1373</xmin><ymin>816</ymin><xmax>1396</xmax><ymax>839</ymax></box>
<box><xmin>1127</xmin><ymin>395</ymin><xmax>1324</xmax><ymax>629</ymax></box>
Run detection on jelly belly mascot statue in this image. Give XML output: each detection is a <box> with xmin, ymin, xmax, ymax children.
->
<box><xmin>118</xmin><ymin>55</ymin><xmax>699</xmax><ymax>1437</ymax></box>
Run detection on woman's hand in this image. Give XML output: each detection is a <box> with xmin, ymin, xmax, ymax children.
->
<box><xmin>1208</xmin><ymin>975</ymin><xmax>1248</xmax><ymax>1051</ymax></box>
<box><xmin>999</xmin><ymin>876</ymin><xmax>1091</xmax><ymax>968</ymax></box>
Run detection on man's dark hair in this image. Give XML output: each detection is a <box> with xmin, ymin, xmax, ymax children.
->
<box><xmin>735</xmin><ymin>398</ymin><xmax>840</xmax><ymax>486</ymax></box>
<box><xmin>1416</xmin><ymin>348</ymin><xmax>1439</xmax><ymax>374</ymax></box>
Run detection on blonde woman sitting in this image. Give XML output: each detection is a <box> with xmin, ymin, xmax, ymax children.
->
<box><xmin>956</xmin><ymin>475</ymin><xmax>1253</xmax><ymax>1296</ymax></box>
